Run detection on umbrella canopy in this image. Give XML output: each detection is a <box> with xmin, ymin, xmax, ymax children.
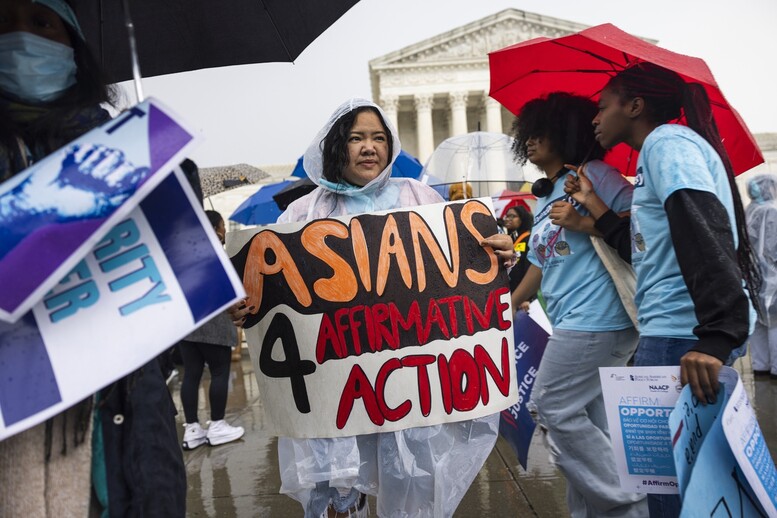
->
<box><xmin>71</xmin><ymin>0</ymin><xmax>360</xmax><ymax>83</ymax></box>
<box><xmin>391</xmin><ymin>150</ymin><xmax>424</xmax><ymax>179</ymax></box>
<box><xmin>488</xmin><ymin>23</ymin><xmax>763</xmax><ymax>176</ymax></box>
<box><xmin>422</xmin><ymin>132</ymin><xmax>536</xmax><ymax>199</ymax></box>
<box><xmin>272</xmin><ymin>178</ymin><xmax>316</xmax><ymax>210</ymax></box>
<box><xmin>492</xmin><ymin>190</ymin><xmax>536</xmax><ymax>219</ymax></box>
<box><xmin>229</xmin><ymin>180</ymin><xmax>293</xmax><ymax>226</ymax></box>
<box><xmin>290</xmin><ymin>156</ymin><xmax>306</xmax><ymax>178</ymax></box>
<box><xmin>199</xmin><ymin>163</ymin><xmax>270</xmax><ymax>198</ymax></box>
<box><xmin>290</xmin><ymin>149</ymin><xmax>423</xmax><ymax>179</ymax></box>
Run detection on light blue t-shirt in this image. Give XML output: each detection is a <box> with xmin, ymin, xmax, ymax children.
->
<box><xmin>631</xmin><ymin>124</ymin><xmax>741</xmax><ymax>338</ymax></box>
<box><xmin>527</xmin><ymin>160</ymin><xmax>633</xmax><ymax>331</ymax></box>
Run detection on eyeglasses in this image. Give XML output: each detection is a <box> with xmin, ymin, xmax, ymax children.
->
<box><xmin>503</xmin><ymin>214</ymin><xmax>519</xmax><ymax>219</ymax></box>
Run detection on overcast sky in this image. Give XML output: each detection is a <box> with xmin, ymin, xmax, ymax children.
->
<box><xmin>118</xmin><ymin>0</ymin><xmax>777</xmax><ymax>169</ymax></box>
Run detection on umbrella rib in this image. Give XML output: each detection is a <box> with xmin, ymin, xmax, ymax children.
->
<box><xmin>98</xmin><ymin>0</ymin><xmax>106</xmax><ymax>71</ymax></box>
<box><xmin>492</xmin><ymin>68</ymin><xmax>619</xmax><ymax>100</ymax></box>
<box><xmin>550</xmin><ymin>41</ymin><xmax>627</xmax><ymax>70</ymax></box>
<box><xmin>259</xmin><ymin>0</ymin><xmax>295</xmax><ymax>62</ymax></box>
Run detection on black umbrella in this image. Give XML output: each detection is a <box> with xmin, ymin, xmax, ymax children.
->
<box><xmin>71</xmin><ymin>0</ymin><xmax>361</xmax><ymax>84</ymax></box>
<box><xmin>272</xmin><ymin>178</ymin><xmax>316</xmax><ymax>210</ymax></box>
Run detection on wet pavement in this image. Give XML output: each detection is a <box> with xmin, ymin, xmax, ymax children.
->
<box><xmin>172</xmin><ymin>349</ymin><xmax>777</xmax><ymax>517</ymax></box>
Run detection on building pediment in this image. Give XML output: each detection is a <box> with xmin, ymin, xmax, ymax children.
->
<box><xmin>370</xmin><ymin>9</ymin><xmax>591</xmax><ymax>69</ymax></box>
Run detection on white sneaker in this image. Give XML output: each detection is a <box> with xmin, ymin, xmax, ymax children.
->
<box><xmin>165</xmin><ymin>368</ymin><xmax>179</xmax><ymax>386</ymax></box>
<box><xmin>182</xmin><ymin>422</ymin><xmax>207</xmax><ymax>450</ymax></box>
<box><xmin>206</xmin><ymin>419</ymin><xmax>244</xmax><ymax>446</ymax></box>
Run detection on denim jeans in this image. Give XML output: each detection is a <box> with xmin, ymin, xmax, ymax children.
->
<box><xmin>633</xmin><ymin>336</ymin><xmax>696</xmax><ymax>370</ymax></box>
<box><xmin>533</xmin><ymin>328</ymin><xmax>647</xmax><ymax>517</ymax></box>
<box><xmin>635</xmin><ymin>336</ymin><xmax>744</xmax><ymax>368</ymax></box>
<box><xmin>306</xmin><ymin>484</ymin><xmax>362</xmax><ymax>516</ymax></box>
<box><xmin>633</xmin><ymin>336</ymin><xmax>695</xmax><ymax>518</ymax></box>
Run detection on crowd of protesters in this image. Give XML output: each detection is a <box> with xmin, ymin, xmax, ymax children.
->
<box><xmin>1</xmin><ymin>1</ymin><xmax>774</xmax><ymax>517</ymax></box>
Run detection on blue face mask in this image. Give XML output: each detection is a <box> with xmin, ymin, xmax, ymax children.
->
<box><xmin>0</xmin><ymin>32</ymin><xmax>77</xmax><ymax>104</ymax></box>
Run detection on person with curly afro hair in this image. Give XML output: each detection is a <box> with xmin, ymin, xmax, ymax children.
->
<box><xmin>510</xmin><ymin>92</ymin><xmax>646</xmax><ymax>518</ymax></box>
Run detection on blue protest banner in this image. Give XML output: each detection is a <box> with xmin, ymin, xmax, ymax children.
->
<box><xmin>499</xmin><ymin>301</ymin><xmax>549</xmax><ymax>469</ymax></box>
<box><xmin>667</xmin><ymin>367</ymin><xmax>777</xmax><ymax>516</ymax></box>
<box><xmin>668</xmin><ymin>380</ymin><xmax>725</xmax><ymax>496</ymax></box>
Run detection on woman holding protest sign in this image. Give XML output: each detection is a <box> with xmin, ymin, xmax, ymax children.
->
<box><xmin>265</xmin><ymin>98</ymin><xmax>512</xmax><ymax>518</ymax></box>
<box><xmin>0</xmin><ymin>1</ymin><xmax>185</xmax><ymax>516</ymax></box>
<box><xmin>509</xmin><ymin>92</ymin><xmax>647</xmax><ymax>517</ymax></box>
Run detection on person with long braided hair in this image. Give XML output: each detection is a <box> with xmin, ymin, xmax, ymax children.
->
<box><xmin>565</xmin><ymin>62</ymin><xmax>761</xmax><ymax>517</ymax></box>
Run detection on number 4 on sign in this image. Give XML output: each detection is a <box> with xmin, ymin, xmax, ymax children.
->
<box><xmin>259</xmin><ymin>313</ymin><xmax>316</xmax><ymax>413</ymax></box>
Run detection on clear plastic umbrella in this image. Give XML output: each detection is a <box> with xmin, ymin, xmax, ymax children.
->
<box><xmin>421</xmin><ymin>132</ymin><xmax>543</xmax><ymax>199</ymax></box>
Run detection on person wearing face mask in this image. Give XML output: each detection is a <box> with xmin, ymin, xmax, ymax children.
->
<box><xmin>269</xmin><ymin>98</ymin><xmax>514</xmax><ymax>518</ymax></box>
<box><xmin>0</xmin><ymin>0</ymin><xmax>113</xmax><ymax>179</ymax></box>
<box><xmin>0</xmin><ymin>1</ymin><xmax>186</xmax><ymax>516</ymax></box>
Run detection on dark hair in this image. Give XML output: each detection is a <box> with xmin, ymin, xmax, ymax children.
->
<box><xmin>605</xmin><ymin>62</ymin><xmax>762</xmax><ymax>313</ymax></box>
<box><xmin>321</xmin><ymin>106</ymin><xmax>393</xmax><ymax>183</ymax></box>
<box><xmin>51</xmin><ymin>23</ymin><xmax>118</xmax><ymax>110</ymax></box>
<box><xmin>505</xmin><ymin>205</ymin><xmax>533</xmax><ymax>236</ymax></box>
<box><xmin>510</xmin><ymin>92</ymin><xmax>605</xmax><ymax>166</ymax></box>
<box><xmin>205</xmin><ymin>210</ymin><xmax>223</xmax><ymax>229</ymax></box>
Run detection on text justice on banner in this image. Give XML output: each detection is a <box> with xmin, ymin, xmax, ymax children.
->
<box><xmin>499</xmin><ymin>300</ymin><xmax>550</xmax><ymax>470</ymax></box>
<box><xmin>0</xmin><ymin>168</ymin><xmax>245</xmax><ymax>441</ymax></box>
<box><xmin>230</xmin><ymin>198</ymin><xmax>518</xmax><ymax>438</ymax></box>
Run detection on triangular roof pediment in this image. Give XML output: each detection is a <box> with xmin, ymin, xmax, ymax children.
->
<box><xmin>369</xmin><ymin>9</ymin><xmax>591</xmax><ymax>69</ymax></box>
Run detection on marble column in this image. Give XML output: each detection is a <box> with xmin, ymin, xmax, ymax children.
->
<box><xmin>449</xmin><ymin>91</ymin><xmax>469</xmax><ymax>137</ymax></box>
<box><xmin>380</xmin><ymin>95</ymin><xmax>399</xmax><ymax>133</ymax></box>
<box><xmin>414</xmin><ymin>93</ymin><xmax>435</xmax><ymax>162</ymax></box>
<box><xmin>485</xmin><ymin>94</ymin><xmax>504</xmax><ymax>134</ymax></box>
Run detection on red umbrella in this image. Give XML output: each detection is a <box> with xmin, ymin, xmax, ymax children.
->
<box><xmin>492</xmin><ymin>190</ymin><xmax>535</xmax><ymax>219</ymax></box>
<box><xmin>488</xmin><ymin>23</ymin><xmax>763</xmax><ymax>176</ymax></box>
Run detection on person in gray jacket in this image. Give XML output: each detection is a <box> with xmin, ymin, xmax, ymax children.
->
<box><xmin>180</xmin><ymin>210</ymin><xmax>245</xmax><ymax>449</ymax></box>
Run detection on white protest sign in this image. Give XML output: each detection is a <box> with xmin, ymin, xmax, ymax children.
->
<box><xmin>722</xmin><ymin>372</ymin><xmax>777</xmax><ymax>516</ymax></box>
<box><xmin>600</xmin><ymin>366</ymin><xmax>683</xmax><ymax>494</ymax></box>
<box><xmin>0</xmin><ymin>169</ymin><xmax>245</xmax><ymax>441</ymax></box>
<box><xmin>0</xmin><ymin>98</ymin><xmax>199</xmax><ymax>323</ymax></box>
<box><xmin>230</xmin><ymin>198</ymin><xmax>517</xmax><ymax>438</ymax></box>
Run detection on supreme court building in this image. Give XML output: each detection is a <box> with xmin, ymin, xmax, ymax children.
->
<box><xmin>369</xmin><ymin>9</ymin><xmax>593</xmax><ymax>163</ymax></box>
<box><xmin>368</xmin><ymin>8</ymin><xmax>776</xmax><ymax>175</ymax></box>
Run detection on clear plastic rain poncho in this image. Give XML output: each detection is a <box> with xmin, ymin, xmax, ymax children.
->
<box><xmin>746</xmin><ymin>173</ymin><xmax>777</xmax><ymax>326</ymax></box>
<box><xmin>276</xmin><ymin>99</ymin><xmax>500</xmax><ymax>518</ymax></box>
